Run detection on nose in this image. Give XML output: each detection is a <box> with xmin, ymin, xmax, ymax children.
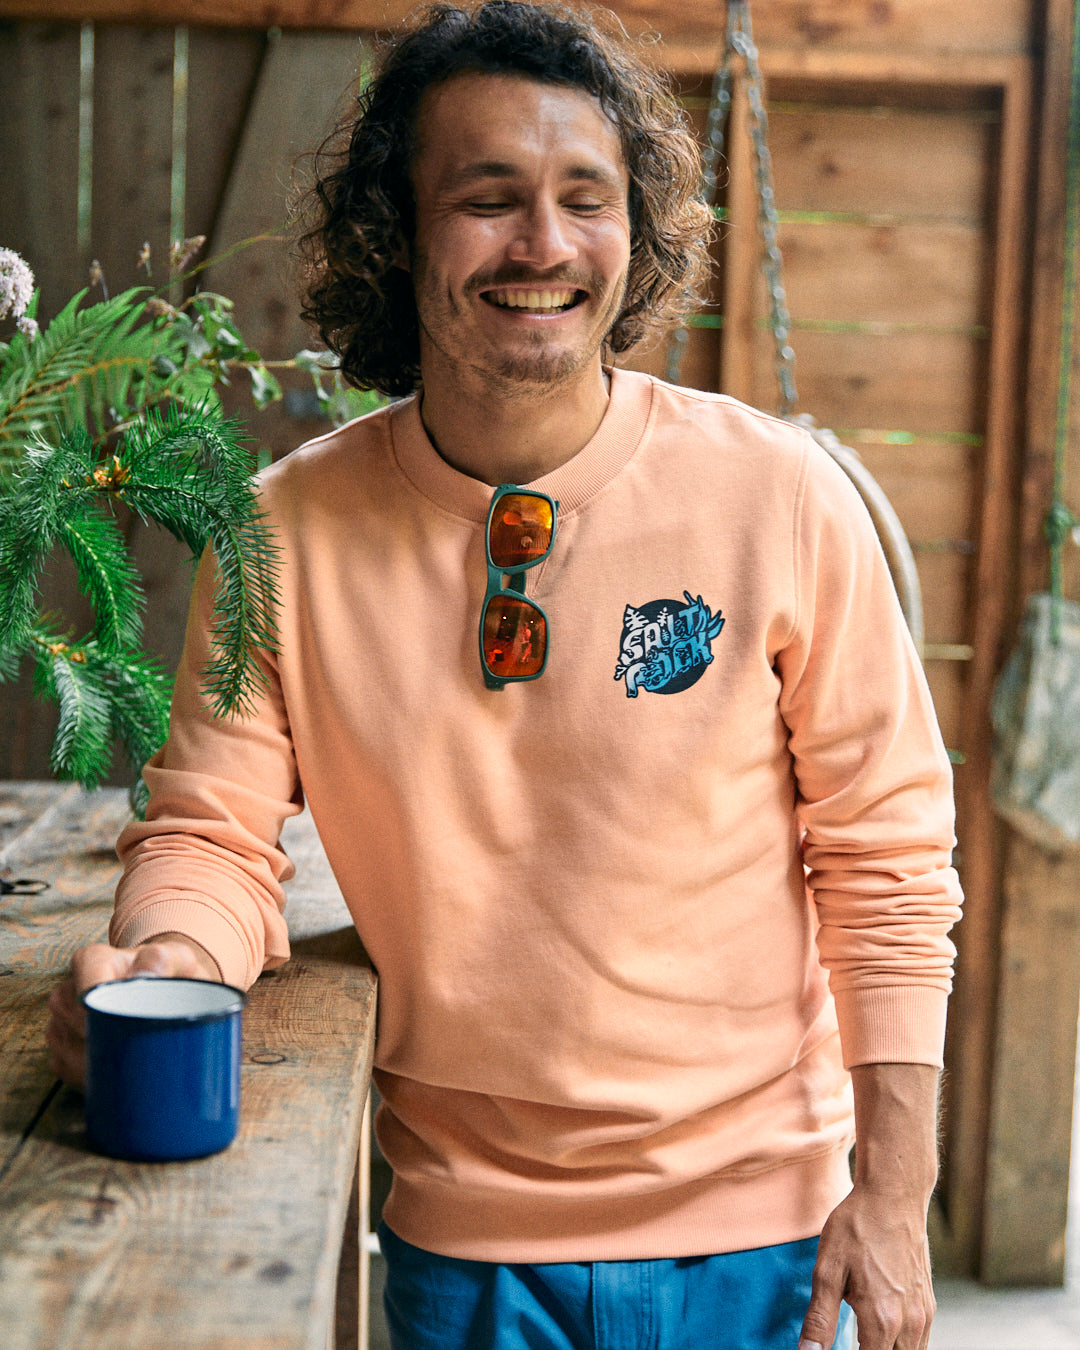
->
<box><xmin>506</xmin><ymin>199</ymin><xmax>578</xmax><ymax>270</ymax></box>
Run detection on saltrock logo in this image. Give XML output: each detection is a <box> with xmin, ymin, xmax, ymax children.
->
<box><xmin>614</xmin><ymin>593</ymin><xmax>725</xmax><ymax>697</ymax></box>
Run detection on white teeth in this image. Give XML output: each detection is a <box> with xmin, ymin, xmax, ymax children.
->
<box><xmin>488</xmin><ymin>288</ymin><xmax>577</xmax><ymax>310</ymax></box>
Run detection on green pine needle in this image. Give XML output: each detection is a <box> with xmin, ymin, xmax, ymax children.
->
<box><xmin>33</xmin><ymin>640</ymin><xmax>114</xmax><ymax>787</ymax></box>
<box><xmin>26</xmin><ymin>623</ymin><xmax>173</xmax><ymax>794</ymax></box>
<box><xmin>1</xmin><ymin>255</ymin><xmax>285</xmax><ymax>802</ymax></box>
<box><xmin>115</xmin><ymin>402</ymin><xmax>280</xmax><ymax>718</ymax></box>
<box><xmin>59</xmin><ymin>511</ymin><xmax>145</xmax><ymax>654</ymax></box>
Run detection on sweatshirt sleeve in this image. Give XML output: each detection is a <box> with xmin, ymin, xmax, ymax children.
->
<box><xmin>776</xmin><ymin>440</ymin><xmax>964</xmax><ymax>1070</ymax></box>
<box><xmin>110</xmin><ymin>548</ymin><xmax>302</xmax><ymax>990</ymax></box>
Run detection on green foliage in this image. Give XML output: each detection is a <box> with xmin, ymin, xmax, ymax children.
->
<box><xmin>0</xmin><ymin>243</ymin><xmax>386</xmax><ymax>810</ymax></box>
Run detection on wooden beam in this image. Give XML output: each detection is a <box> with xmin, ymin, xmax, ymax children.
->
<box><xmin>718</xmin><ymin>72</ymin><xmax>758</xmax><ymax>403</ymax></box>
<box><xmin>982</xmin><ymin>831</ymin><xmax>1080</xmax><ymax>1284</ymax></box>
<box><xmin>0</xmin><ymin>0</ymin><xmax>1033</xmax><ymax>53</ymax></box>
<box><xmin>980</xmin><ymin>0</ymin><xmax>1080</xmax><ymax>1287</ymax></box>
<box><xmin>936</xmin><ymin>54</ymin><xmax>1034</xmax><ymax>1278</ymax></box>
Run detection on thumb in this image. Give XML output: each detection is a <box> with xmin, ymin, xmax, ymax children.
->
<box><xmin>799</xmin><ymin>1262</ymin><xmax>843</xmax><ymax>1350</ymax></box>
<box><xmin>129</xmin><ymin>943</ymin><xmax>178</xmax><ymax>976</ymax></box>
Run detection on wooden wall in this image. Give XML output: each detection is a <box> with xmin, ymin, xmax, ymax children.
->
<box><xmin>0</xmin><ymin>0</ymin><xmax>1076</xmax><ymax>1285</ymax></box>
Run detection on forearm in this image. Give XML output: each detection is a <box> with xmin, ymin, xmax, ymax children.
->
<box><xmin>850</xmin><ymin>1062</ymin><xmax>940</xmax><ymax>1205</ymax></box>
<box><xmin>798</xmin><ymin>1063</ymin><xmax>940</xmax><ymax>1350</ymax></box>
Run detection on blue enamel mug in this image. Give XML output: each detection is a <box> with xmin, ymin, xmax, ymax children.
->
<box><xmin>83</xmin><ymin>977</ymin><xmax>245</xmax><ymax>1162</ymax></box>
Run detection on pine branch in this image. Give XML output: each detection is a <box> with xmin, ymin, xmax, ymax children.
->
<box><xmin>32</xmin><ymin>634</ymin><xmax>114</xmax><ymax>787</ymax></box>
<box><xmin>59</xmin><ymin>509</ymin><xmax>145</xmax><ymax>654</ymax></box>
<box><xmin>0</xmin><ymin>429</ymin><xmax>94</xmax><ymax>649</ymax></box>
<box><xmin>115</xmin><ymin>403</ymin><xmax>280</xmax><ymax>718</ymax></box>
<box><xmin>98</xmin><ymin>644</ymin><xmax>172</xmax><ymax>784</ymax></box>
<box><xmin>27</xmin><ymin>623</ymin><xmax>172</xmax><ymax>793</ymax></box>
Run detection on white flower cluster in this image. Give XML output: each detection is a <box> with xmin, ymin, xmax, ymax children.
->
<box><xmin>0</xmin><ymin>247</ymin><xmax>38</xmax><ymax>340</ymax></box>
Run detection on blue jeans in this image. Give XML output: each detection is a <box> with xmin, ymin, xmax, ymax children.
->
<box><xmin>380</xmin><ymin>1221</ymin><xmax>855</xmax><ymax>1350</ymax></box>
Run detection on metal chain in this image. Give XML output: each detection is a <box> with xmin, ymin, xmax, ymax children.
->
<box><xmin>667</xmin><ymin>0</ymin><xmax>798</xmax><ymax>416</ymax></box>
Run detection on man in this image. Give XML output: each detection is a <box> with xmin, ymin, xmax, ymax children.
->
<box><xmin>47</xmin><ymin>4</ymin><xmax>962</xmax><ymax>1348</ymax></box>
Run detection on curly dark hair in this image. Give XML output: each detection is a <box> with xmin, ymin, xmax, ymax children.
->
<box><xmin>297</xmin><ymin>0</ymin><xmax>713</xmax><ymax>397</ymax></box>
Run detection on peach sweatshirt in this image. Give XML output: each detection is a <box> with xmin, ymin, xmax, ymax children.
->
<box><xmin>112</xmin><ymin>369</ymin><xmax>962</xmax><ymax>1262</ymax></box>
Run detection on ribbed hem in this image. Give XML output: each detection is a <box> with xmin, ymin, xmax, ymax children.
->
<box><xmin>109</xmin><ymin>897</ymin><xmax>253</xmax><ymax>989</ymax></box>
<box><xmin>381</xmin><ymin>1145</ymin><xmax>853</xmax><ymax>1264</ymax></box>
<box><xmin>389</xmin><ymin>368</ymin><xmax>656</xmax><ymax>521</ymax></box>
<box><xmin>832</xmin><ymin>984</ymin><xmax>950</xmax><ymax>1069</ymax></box>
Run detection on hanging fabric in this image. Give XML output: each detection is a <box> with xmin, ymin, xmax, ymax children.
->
<box><xmin>670</xmin><ymin>0</ymin><xmax>924</xmax><ymax>649</ymax></box>
<box><xmin>991</xmin><ymin>2</ymin><xmax>1080</xmax><ymax>850</ymax></box>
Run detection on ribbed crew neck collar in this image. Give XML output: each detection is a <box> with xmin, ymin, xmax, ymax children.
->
<box><xmin>390</xmin><ymin>367</ymin><xmax>655</xmax><ymax>522</ymax></box>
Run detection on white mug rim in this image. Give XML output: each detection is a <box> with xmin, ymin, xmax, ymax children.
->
<box><xmin>82</xmin><ymin>976</ymin><xmax>245</xmax><ymax>1024</ymax></box>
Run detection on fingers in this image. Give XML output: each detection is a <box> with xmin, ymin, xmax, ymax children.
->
<box><xmin>799</xmin><ymin>1248</ymin><xmax>843</xmax><ymax>1350</ymax></box>
<box><xmin>128</xmin><ymin>934</ymin><xmax>221</xmax><ymax>982</ymax></box>
<box><xmin>802</xmin><ymin>1195</ymin><xmax>936</xmax><ymax>1350</ymax></box>
<box><xmin>46</xmin><ymin>943</ymin><xmax>137</xmax><ymax>1089</ymax></box>
<box><xmin>45</xmin><ymin>937</ymin><xmax>221</xmax><ymax>1090</ymax></box>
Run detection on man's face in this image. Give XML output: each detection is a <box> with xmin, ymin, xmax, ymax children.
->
<box><xmin>407</xmin><ymin>72</ymin><xmax>632</xmax><ymax>395</ymax></box>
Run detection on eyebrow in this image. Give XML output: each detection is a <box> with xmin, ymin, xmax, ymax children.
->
<box><xmin>443</xmin><ymin>160</ymin><xmax>625</xmax><ymax>191</ymax></box>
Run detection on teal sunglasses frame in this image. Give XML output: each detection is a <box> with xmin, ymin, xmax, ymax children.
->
<box><xmin>480</xmin><ymin>484</ymin><xmax>558</xmax><ymax>690</ymax></box>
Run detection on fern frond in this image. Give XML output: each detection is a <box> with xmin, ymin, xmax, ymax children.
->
<box><xmin>0</xmin><ymin>288</ymin><xmax>181</xmax><ymax>460</ymax></box>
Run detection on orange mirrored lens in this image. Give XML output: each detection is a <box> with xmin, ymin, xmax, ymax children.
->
<box><xmin>488</xmin><ymin>494</ymin><xmax>554</xmax><ymax>569</ymax></box>
<box><xmin>482</xmin><ymin>594</ymin><xmax>547</xmax><ymax>678</ymax></box>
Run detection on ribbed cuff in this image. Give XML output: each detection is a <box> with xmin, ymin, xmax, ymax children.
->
<box><xmin>109</xmin><ymin>897</ymin><xmax>256</xmax><ymax>990</ymax></box>
<box><xmin>832</xmin><ymin>984</ymin><xmax>950</xmax><ymax>1069</ymax></box>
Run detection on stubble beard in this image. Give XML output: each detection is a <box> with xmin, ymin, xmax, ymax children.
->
<box><xmin>418</xmin><ymin>265</ymin><xmax>628</xmax><ymax>399</ymax></box>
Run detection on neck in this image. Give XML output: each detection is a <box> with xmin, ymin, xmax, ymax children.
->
<box><xmin>418</xmin><ymin>362</ymin><xmax>611</xmax><ymax>486</ymax></box>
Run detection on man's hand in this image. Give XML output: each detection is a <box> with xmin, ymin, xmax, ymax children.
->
<box><xmin>46</xmin><ymin>935</ymin><xmax>222</xmax><ymax>1090</ymax></box>
<box><xmin>798</xmin><ymin>1062</ymin><xmax>940</xmax><ymax>1350</ymax></box>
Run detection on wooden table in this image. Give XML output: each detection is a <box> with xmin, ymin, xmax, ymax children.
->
<box><xmin>0</xmin><ymin>782</ymin><xmax>377</xmax><ymax>1350</ymax></box>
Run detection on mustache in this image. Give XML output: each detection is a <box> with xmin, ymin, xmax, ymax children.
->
<box><xmin>468</xmin><ymin>268</ymin><xmax>598</xmax><ymax>294</ymax></box>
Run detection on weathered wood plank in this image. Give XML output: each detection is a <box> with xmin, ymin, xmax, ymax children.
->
<box><xmin>922</xmin><ymin>661</ymin><xmax>964</xmax><ymax>753</ymax></box>
<box><xmin>0</xmin><ymin>786</ymin><xmax>376</xmax><ymax>1350</ymax></box>
<box><xmin>856</xmin><ymin>440</ymin><xmax>978</xmax><ymax>544</ymax></box>
<box><xmin>0</xmin><ymin>21</ymin><xmax>83</xmax><ymax>316</ymax></box>
<box><xmin>0</xmin><ymin>945</ymin><xmax>374</xmax><ymax>1350</ymax></box>
<box><xmin>204</xmin><ymin>30</ymin><xmax>364</xmax><ymax>360</ymax></box>
<box><xmin>89</xmin><ymin>25</ymin><xmax>175</xmax><ymax>298</ymax></box>
<box><xmin>0</xmin><ymin>781</ymin><xmax>75</xmax><ymax>856</ymax></box>
<box><xmin>983</xmin><ymin>0</ymin><xmax>1080</xmax><ymax>1287</ymax></box>
<box><xmin>767</xmin><ymin>102</ymin><xmax>999</xmax><ymax>223</ymax></box>
<box><xmin>981</xmin><ymin>831</ymin><xmax>1080</xmax><ymax>1286</ymax></box>
<box><xmin>201</xmin><ymin>29</ymin><xmax>367</xmax><ymax>461</ymax></box>
<box><xmin>0</xmin><ymin>786</ymin><xmax>132</xmax><ymax>1168</ymax></box>
<box><xmin>912</xmin><ymin>550</ymin><xmax>975</xmax><ymax>647</ymax></box>
<box><xmin>941</xmin><ymin>59</ymin><xmax>1033</xmax><ymax>1278</ymax></box>
<box><xmin>123</xmin><ymin>29</ymin><xmax>271</xmax><ymax>680</ymax></box>
<box><xmin>183</xmin><ymin>26</ymin><xmax>267</xmax><ymax>253</ymax></box>
<box><xmin>747</xmin><ymin>328</ymin><xmax>987</xmax><ymax>433</ymax></box>
<box><xmin>0</xmin><ymin>0</ymin><xmax>1033</xmax><ymax>55</ymax></box>
<box><xmin>0</xmin><ymin>26</ymin><xmax>93</xmax><ymax>783</ymax></box>
<box><xmin>720</xmin><ymin>73</ymin><xmax>761</xmax><ymax>403</ymax></box>
<box><xmin>774</xmin><ymin>221</ymin><xmax>989</xmax><ymax>328</ymax></box>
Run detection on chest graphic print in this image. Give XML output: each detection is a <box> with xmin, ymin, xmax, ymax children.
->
<box><xmin>614</xmin><ymin>593</ymin><xmax>725</xmax><ymax>697</ymax></box>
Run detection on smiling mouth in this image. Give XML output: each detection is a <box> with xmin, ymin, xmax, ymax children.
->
<box><xmin>481</xmin><ymin>287</ymin><xmax>585</xmax><ymax>313</ymax></box>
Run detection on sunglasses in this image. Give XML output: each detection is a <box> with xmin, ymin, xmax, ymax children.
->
<box><xmin>480</xmin><ymin>484</ymin><xmax>558</xmax><ymax>690</ymax></box>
